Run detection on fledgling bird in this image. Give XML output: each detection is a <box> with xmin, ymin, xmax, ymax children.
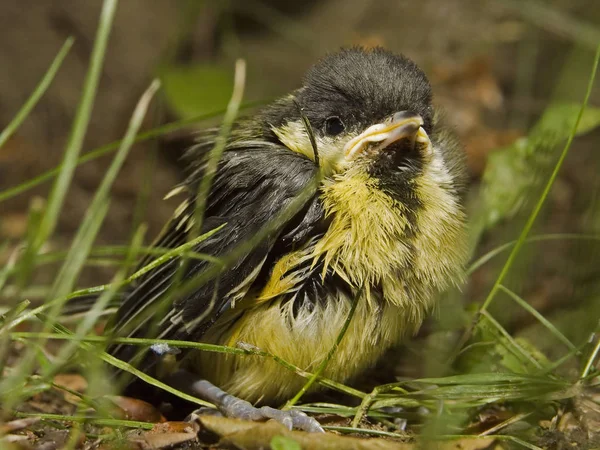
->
<box><xmin>108</xmin><ymin>47</ymin><xmax>469</xmax><ymax>432</ymax></box>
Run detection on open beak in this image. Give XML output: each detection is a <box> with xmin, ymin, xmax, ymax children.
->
<box><xmin>343</xmin><ymin>111</ymin><xmax>427</xmax><ymax>161</ymax></box>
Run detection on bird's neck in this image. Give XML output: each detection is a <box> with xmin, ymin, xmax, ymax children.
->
<box><xmin>313</xmin><ymin>170</ymin><xmax>414</xmax><ymax>287</ymax></box>
<box><xmin>312</xmin><ymin>163</ymin><xmax>467</xmax><ymax>307</ymax></box>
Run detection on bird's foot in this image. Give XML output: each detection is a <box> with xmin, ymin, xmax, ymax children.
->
<box><xmin>168</xmin><ymin>372</ymin><xmax>323</xmax><ymax>432</ymax></box>
<box><xmin>187</xmin><ymin>379</ymin><xmax>323</xmax><ymax>432</ymax></box>
<box><xmin>186</xmin><ymin>401</ymin><xmax>323</xmax><ymax>433</ymax></box>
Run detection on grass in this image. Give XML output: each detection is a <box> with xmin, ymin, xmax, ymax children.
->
<box><xmin>1</xmin><ymin>1</ymin><xmax>600</xmax><ymax>448</ymax></box>
<box><xmin>0</xmin><ymin>38</ymin><xmax>74</xmax><ymax>151</ymax></box>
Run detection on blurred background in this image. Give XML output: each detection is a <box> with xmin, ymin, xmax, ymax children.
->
<box><xmin>1</xmin><ymin>0</ymin><xmax>600</xmax><ymax>440</ymax></box>
<box><xmin>0</xmin><ymin>0</ymin><xmax>600</xmax><ymax>448</ymax></box>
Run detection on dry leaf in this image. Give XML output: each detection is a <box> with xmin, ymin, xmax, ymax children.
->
<box><xmin>574</xmin><ymin>391</ymin><xmax>600</xmax><ymax>438</ymax></box>
<box><xmin>197</xmin><ymin>415</ymin><xmax>411</xmax><ymax>450</ymax></box>
<box><xmin>0</xmin><ymin>417</ymin><xmax>40</xmax><ymax>434</ymax></box>
<box><xmin>133</xmin><ymin>422</ymin><xmax>197</xmax><ymax>449</ymax></box>
<box><xmin>53</xmin><ymin>374</ymin><xmax>88</xmax><ymax>404</ymax></box>
<box><xmin>437</xmin><ymin>437</ymin><xmax>497</xmax><ymax>449</ymax></box>
<box><xmin>105</xmin><ymin>396</ymin><xmax>167</xmax><ymax>423</ymax></box>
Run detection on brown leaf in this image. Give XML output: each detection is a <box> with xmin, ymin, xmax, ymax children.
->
<box><xmin>0</xmin><ymin>417</ymin><xmax>40</xmax><ymax>434</ymax></box>
<box><xmin>139</xmin><ymin>432</ymin><xmax>196</xmax><ymax>450</ymax></box>
<box><xmin>1</xmin><ymin>434</ymin><xmax>33</xmax><ymax>450</ymax></box>
<box><xmin>53</xmin><ymin>374</ymin><xmax>87</xmax><ymax>392</ymax></box>
<box><xmin>438</xmin><ymin>437</ymin><xmax>498</xmax><ymax>449</ymax></box>
<box><xmin>197</xmin><ymin>415</ymin><xmax>412</xmax><ymax>450</ymax></box>
<box><xmin>105</xmin><ymin>396</ymin><xmax>167</xmax><ymax>424</ymax></box>
<box><xmin>53</xmin><ymin>374</ymin><xmax>88</xmax><ymax>404</ymax></box>
<box><xmin>150</xmin><ymin>422</ymin><xmax>195</xmax><ymax>434</ymax></box>
<box><xmin>574</xmin><ymin>390</ymin><xmax>600</xmax><ymax>437</ymax></box>
<box><xmin>132</xmin><ymin>422</ymin><xmax>197</xmax><ymax>449</ymax></box>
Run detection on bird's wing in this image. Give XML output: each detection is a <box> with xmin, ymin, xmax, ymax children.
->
<box><xmin>108</xmin><ymin>140</ymin><xmax>322</xmax><ymax>372</ymax></box>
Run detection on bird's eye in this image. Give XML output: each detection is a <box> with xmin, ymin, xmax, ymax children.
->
<box><xmin>324</xmin><ymin>116</ymin><xmax>345</xmax><ymax>136</ymax></box>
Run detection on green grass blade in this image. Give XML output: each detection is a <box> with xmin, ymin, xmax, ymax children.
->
<box><xmin>192</xmin><ymin>59</ymin><xmax>246</xmax><ymax>233</ymax></box>
<box><xmin>0</xmin><ymin>38</ymin><xmax>74</xmax><ymax>150</ymax></box>
<box><xmin>30</xmin><ymin>0</ymin><xmax>118</xmax><ymax>254</ymax></box>
<box><xmin>14</xmin><ymin>412</ymin><xmax>155</xmax><ymax>430</ymax></box>
<box><xmin>10</xmin><ymin>331</ymin><xmax>365</xmax><ymax>399</ymax></box>
<box><xmin>47</xmin><ymin>226</ymin><xmax>146</xmax><ymax>378</ymax></box>
<box><xmin>29</xmin><ymin>80</ymin><xmax>159</xmax><ymax>391</ymax></box>
<box><xmin>0</xmin><ymin>203</ymin><xmax>109</xmax><ymax>409</ymax></box>
<box><xmin>47</xmin><ymin>320</ymin><xmax>213</xmax><ymax>408</ymax></box>
<box><xmin>14</xmin><ymin>198</ymin><xmax>45</xmax><ymax>290</ymax></box>
<box><xmin>0</xmin><ymin>227</ymin><xmax>224</xmax><ymax>336</ymax></box>
<box><xmin>0</xmin><ymin>101</ymin><xmax>265</xmax><ymax>205</ymax></box>
<box><xmin>285</xmin><ymin>287</ymin><xmax>360</xmax><ymax>409</ymax></box>
<box><xmin>48</xmin><ymin>80</ymin><xmax>160</xmax><ymax>301</ymax></box>
<box><xmin>413</xmin><ymin>372</ymin><xmax>566</xmax><ymax>386</ymax></box>
<box><xmin>0</xmin><ymin>245</ymin><xmax>21</xmax><ymax>293</ymax></box>
<box><xmin>581</xmin><ymin>331</ymin><xmax>600</xmax><ymax>379</ymax></box>
<box><xmin>0</xmin><ymin>243</ymin><xmax>221</xmax><ymax>284</ymax></box>
<box><xmin>481</xmin><ymin>43</ymin><xmax>599</xmax><ymax>313</ymax></box>
<box><xmin>0</xmin><ymin>75</ymin><xmax>158</xmax><ymax>411</ymax></box>
<box><xmin>129</xmin><ymin>60</ymin><xmax>256</xmax><ymax>351</ymax></box>
<box><xmin>467</xmin><ymin>233</ymin><xmax>600</xmax><ymax>275</ymax></box>
<box><xmin>452</xmin><ymin>44</ymin><xmax>600</xmax><ymax>360</ymax></box>
<box><xmin>498</xmin><ymin>284</ymin><xmax>576</xmax><ymax>351</ymax></box>
<box><xmin>481</xmin><ymin>310</ymin><xmax>544</xmax><ymax>370</ymax></box>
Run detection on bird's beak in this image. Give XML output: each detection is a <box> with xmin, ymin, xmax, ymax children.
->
<box><xmin>343</xmin><ymin>111</ymin><xmax>426</xmax><ymax>161</ymax></box>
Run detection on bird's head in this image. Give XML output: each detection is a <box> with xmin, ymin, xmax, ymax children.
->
<box><xmin>257</xmin><ymin>47</ymin><xmax>462</xmax><ymax>188</ymax></box>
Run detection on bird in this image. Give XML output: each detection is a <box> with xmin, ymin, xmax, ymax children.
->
<box><xmin>106</xmin><ymin>46</ymin><xmax>469</xmax><ymax>432</ymax></box>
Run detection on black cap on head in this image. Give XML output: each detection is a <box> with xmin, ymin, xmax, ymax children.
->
<box><xmin>259</xmin><ymin>47</ymin><xmax>434</xmax><ymax>141</ymax></box>
<box><xmin>298</xmin><ymin>47</ymin><xmax>433</xmax><ymax>135</ymax></box>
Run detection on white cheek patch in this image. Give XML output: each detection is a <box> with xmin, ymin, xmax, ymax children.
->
<box><xmin>427</xmin><ymin>141</ymin><xmax>454</xmax><ymax>189</ymax></box>
<box><xmin>271</xmin><ymin>121</ymin><xmax>354</xmax><ymax>173</ymax></box>
<box><xmin>272</xmin><ymin>121</ymin><xmax>314</xmax><ymax>159</ymax></box>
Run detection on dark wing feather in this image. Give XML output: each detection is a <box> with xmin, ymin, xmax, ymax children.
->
<box><xmin>108</xmin><ymin>139</ymin><xmax>322</xmax><ymax>376</ymax></box>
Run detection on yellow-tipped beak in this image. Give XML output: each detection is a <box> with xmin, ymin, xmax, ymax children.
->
<box><xmin>343</xmin><ymin>111</ymin><xmax>425</xmax><ymax>160</ymax></box>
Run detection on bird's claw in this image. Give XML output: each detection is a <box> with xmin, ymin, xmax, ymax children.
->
<box><xmin>187</xmin><ymin>398</ymin><xmax>323</xmax><ymax>433</ymax></box>
<box><xmin>171</xmin><ymin>374</ymin><xmax>323</xmax><ymax>432</ymax></box>
<box><xmin>251</xmin><ymin>405</ymin><xmax>323</xmax><ymax>433</ymax></box>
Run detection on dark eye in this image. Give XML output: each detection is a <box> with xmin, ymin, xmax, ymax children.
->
<box><xmin>324</xmin><ymin>116</ymin><xmax>345</xmax><ymax>136</ymax></box>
